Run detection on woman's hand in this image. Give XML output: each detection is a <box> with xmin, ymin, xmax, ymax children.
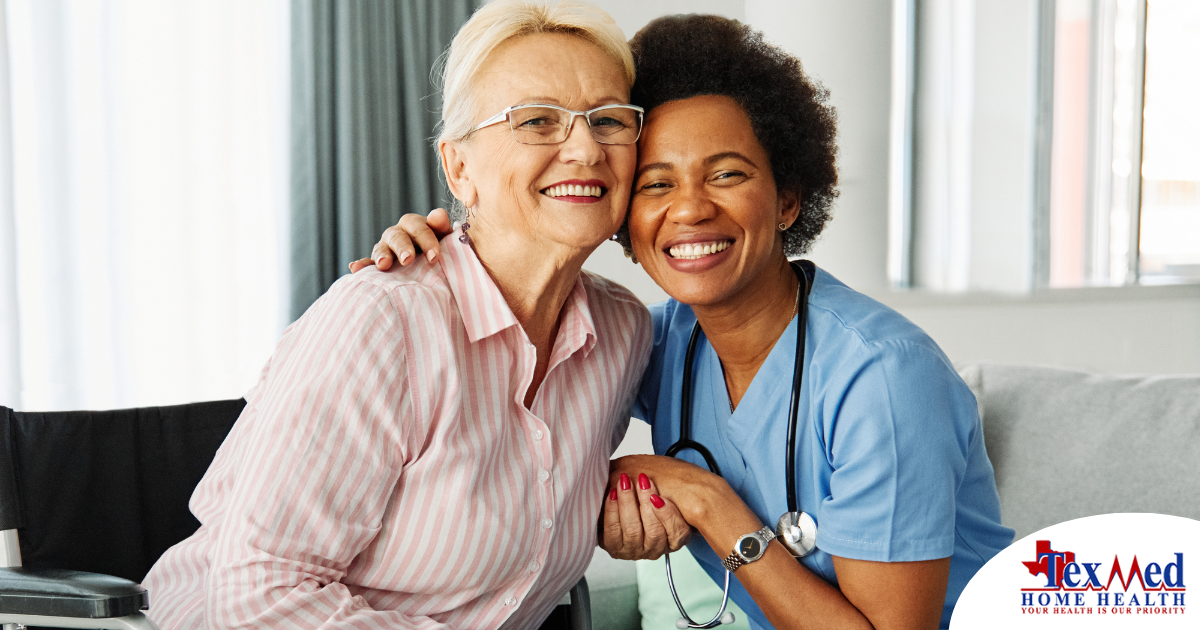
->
<box><xmin>600</xmin><ymin>454</ymin><xmax>727</xmax><ymax>560</ymax></box>
<box><xmin>600</xmin><ymin>461</ymin><xmax>694</xmax><ymax>561</ymax></box>
<box><xmin>348</xmin><ymin>208</ymin><xmax>453</xmax><ymax>272</ymax></box>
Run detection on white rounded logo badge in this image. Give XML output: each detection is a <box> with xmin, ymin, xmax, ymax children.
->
<box><xmin>952</xmin><ymin>513</ymin><xmax>1198</xmax><ymax>628</ymax></box>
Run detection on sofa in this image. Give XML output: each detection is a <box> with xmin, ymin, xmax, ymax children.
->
<box><xmin>582</xmin><ymin>363</ymin><xmax>1200</xmax><ymax>630</ymax></box>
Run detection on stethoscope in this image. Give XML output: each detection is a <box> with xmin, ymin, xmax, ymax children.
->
<box><xmin>663</xmin><ymin>261</ymin><xmax>819</xmax><ymax>629</ymax></box>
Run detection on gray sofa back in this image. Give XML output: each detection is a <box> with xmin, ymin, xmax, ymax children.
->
<box><xmin>960</xmin><ymin>364</ymin><xmax>1200</xmax><ymax>540</ymax></box>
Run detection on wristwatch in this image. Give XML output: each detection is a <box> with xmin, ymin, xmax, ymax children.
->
<box><xmin>721</xmin><ymin>525</ymin><xmax>776</xmax><ymax>571</ymax></box>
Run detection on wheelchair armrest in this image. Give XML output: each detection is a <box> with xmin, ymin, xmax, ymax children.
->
<box><xmin>0</xmin><ymin>567</ymin><xmax>148</xmax><ymax>618</ymax></box>
<box><xmin>568</xmin><ymin>575</ymin><xmax>592</xmax><ymax>630</ymax></box>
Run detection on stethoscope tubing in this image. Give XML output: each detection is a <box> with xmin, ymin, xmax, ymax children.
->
<box><xmin>666</xmin><ymin>552</ymin><xmax>732</xmax><ymax>629</ymax></box>
<box><xmin>670</xmin><ymin>261</ymin><xmax>810</xmax><ymax>511</ymax></box>
<box><xmin>785</xmin><ymin>263</ymin><xmax>810</xmax><ymax>514</ymax></box>
<box><xmin>663</xmin><ymin>261</ymin><xmax>814</xmax><ymax>628</ymax></box>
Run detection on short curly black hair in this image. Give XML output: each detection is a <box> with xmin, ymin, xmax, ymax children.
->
<box><xmin>614</xmin><ymin>14</ymin><xmax>838</xmax><ymax>258</ymax></box>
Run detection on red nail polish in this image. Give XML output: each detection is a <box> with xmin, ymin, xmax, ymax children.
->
<box><xmin>650</xmin><ymin>494</ymin><xmax>665</xmax><ymax>509</ymax></box>
<box><xmin>619</xmin><ymin>473</ymin><xmax>631</xmax><ymax>491</ymax></box>
<box><xmin>609</xmin><ymin>489</ymin><xmax>618</xmax><ymax>501</ymax></box>
<box><xmin>638</xmin><ymin>473</ymin><xmax>650</xmax><ymax>490</ymax></box>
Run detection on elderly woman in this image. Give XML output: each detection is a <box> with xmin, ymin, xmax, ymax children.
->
<box><xmin>141</xmin><ymin>2</ymin><xmax>667</xmax><ymax>628</ymax></box>
<box><xmin>359</xmin><ymin>13</ymin><xmax>1014</xmax><ymax>630</ymax></box>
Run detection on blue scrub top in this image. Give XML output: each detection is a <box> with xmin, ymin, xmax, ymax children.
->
<box><xmin>632</xmin><ymin>266</ymin><xmax>1014</xmax><ymax>630</ymax></box>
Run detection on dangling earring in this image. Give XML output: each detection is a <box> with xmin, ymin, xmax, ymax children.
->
<box><xmin>459</xmin><ymin>211</ymin><xmax>472</xmax><ymax>244</ymax></box>
<box><xmin>778</xmin><ymin>222</ymin><xmax>788</xmax><ymax>231</ymax></box>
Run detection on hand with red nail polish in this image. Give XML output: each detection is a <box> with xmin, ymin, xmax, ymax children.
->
<box><xmin>599</xmin><ymin>456</ymin><xmax>696</xmax><ymax>561</ymax></box>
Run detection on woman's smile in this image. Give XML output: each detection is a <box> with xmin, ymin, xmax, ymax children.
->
<box><xmin>666</xmin><ymin>240</ymin><xmax>731</xmax><ymax>260</ymax></box>
<box><xmin>661</xmin><ymin>233</ymin><xmax>737</xmax><ymax>274</ymax></box>
<box><xmin>540</xmin><ymin>179</ymin><xmax>608</xmax><ymax>203</ymax></box>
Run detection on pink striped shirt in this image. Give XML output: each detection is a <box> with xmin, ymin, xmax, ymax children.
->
<box><xmin>144</xmin><ymin>229</ymin><xmax>651</xmax><ymax>629</ymax></box>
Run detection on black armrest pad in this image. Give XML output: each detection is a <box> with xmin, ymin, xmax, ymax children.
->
<box><xmin>0</xmin><ymin>567</ymin><xmax>148</xmax><ymax>618</ymax></box>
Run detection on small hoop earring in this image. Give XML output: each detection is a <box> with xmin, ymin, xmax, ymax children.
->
<box><xmin>778</xmin><ymin>222</ymin><xmax>788</xmax><ymax>231</ymax></box>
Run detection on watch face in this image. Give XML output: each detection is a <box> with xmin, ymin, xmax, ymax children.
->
<box><xmin>738</xmin><ymin>536</ymin><xmax>762</xmax><ymax>559</ymax></box>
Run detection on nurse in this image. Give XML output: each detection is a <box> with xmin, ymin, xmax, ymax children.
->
<box><xmin>354</xmin><ymin>14</ymin><xmax>1013</xmax><ymax>630</ymax></box>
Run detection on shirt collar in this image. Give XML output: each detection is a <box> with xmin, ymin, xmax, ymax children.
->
<box><xmin>552</xmin><ymin>276</ymin><xmax>598</xmax><ymax>361</ymax></box>
<box><xmin>441</xmin><ymin>227</ymin><xmax>521</xmax><ymax>342</ymax></box>
<box><xmin>440</xmin><ymin>226</ymin><xmax>597</xmax><ymax>356</ymax></box>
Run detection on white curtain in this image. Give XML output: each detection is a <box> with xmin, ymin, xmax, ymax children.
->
<box><xmin>0</xmin><ymin>0</ymin><xmax>289</xmax><ymax>411</ymax></box>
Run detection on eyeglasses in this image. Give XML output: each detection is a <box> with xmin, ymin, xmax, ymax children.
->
<box><xmin>473</xmin><ymin>103</ymin><xmax>644</xmax><ymax>145</ymax></box>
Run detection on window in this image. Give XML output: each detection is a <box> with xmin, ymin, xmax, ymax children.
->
<box><xmin>891</xmin><ymin>0</ymin><xmax>1200</xmax><ymax>291</ymax></box>
<box><xmin>1137</xmin><ymin>0</ymin><xmax>1200</xmax><ymax>283</ymax></box>
<box><xmin>1044</xmin><ymin>0</ymin><xmax>1199</xmax><ymax>287</ymax></box>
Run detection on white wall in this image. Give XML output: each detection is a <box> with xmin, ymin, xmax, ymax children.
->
<box><xmin>745</xmin><ymin>0</ymin><xmax>895</xmax><ymax>296</ymax></box>
<box><xmin>582</xmin><ymin>0</ymin><xmax>1200</xmax><ymax>376</ymax></box>
<box><xmin>882</xmin><ymin>284</ymin><xmax>1200</xmax><ymax>374</ymax></box>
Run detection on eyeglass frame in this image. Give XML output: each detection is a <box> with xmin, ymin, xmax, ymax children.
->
<box><xmin>471</xmin><ymin>103</ymin><xmax>645</xmax><ymax>145</ymax></box>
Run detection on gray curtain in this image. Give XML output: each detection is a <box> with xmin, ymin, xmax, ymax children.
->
<box><xmin>290</xmin><ymin>0</ymin><xmax>475</xmax><ymax>321</ymax></box>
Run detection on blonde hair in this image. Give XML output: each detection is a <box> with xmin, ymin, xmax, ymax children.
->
<box><xmin>436</xmin><ymin>0</ymin><xmax>633</xmax><ymax>147</ymax></box>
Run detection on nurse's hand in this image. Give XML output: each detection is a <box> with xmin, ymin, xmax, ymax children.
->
<box><xmin>600</xmin><ymin>468</ymin><xmax>691</xmax><ymax>561</ymax></box>
<box><xmin>347</xmin><ymin>208</ymin><xmax>452</xmax><ymax>272</ymax></box>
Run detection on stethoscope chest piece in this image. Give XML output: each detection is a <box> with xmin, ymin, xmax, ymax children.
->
<box><xmin>776</xmin><ymin>510</ymin><xmax>818</xmax><ymax>557</ymax></box>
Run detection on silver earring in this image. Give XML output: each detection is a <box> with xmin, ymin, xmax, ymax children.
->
<box><xmin>778</xmin><ymin>222</ymin><xmax>787</xmax><ymax>231</ymax></box>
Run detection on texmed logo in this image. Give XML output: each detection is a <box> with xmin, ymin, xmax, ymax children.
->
<box><xmin>950</xmin><ymin>514</ymin><xmax>1200</xmax><ymax>628</ymax></box>
<box><xmin>1020</xmin><ymin>539</ymin><xmax>1186</xmax><ymax>617</ymax></box>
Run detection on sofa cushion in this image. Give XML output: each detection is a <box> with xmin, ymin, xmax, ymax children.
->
<box><xmin>959</xmin><ymin>364</ymin><xmax>1200</xmax><ymax>540</ymax></box>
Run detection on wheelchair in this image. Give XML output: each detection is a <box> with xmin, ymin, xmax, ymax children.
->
<box><xmin>0</xmin><ymin>401</ymin><xmax>590</xmax><ymax>630</ymax></box>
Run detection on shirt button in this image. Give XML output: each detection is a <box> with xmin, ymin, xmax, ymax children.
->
<box><xmin>528</xmin><ymin>560</ymin><xmax>540</xmax><ymax>572</ymax></box>
<box><xmin>541</xmin><ymin>517</ymin><xmax>554</xmax><ymax>530</ymax></box>
<box><xmin>504</xmin><ymin>596</ymin><xmax>518</xmax><ymax>607</ymax></box>
<box><xmin>538</xmin><ymin>470</ymin><xmax>550</xmax><ymax>482</ymax></box>
<box><xmin>533</xmin><ymin>429</ymin><xmax>544</xmax><ymax>440</ymax></box>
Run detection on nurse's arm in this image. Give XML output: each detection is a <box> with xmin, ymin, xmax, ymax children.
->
<box><xmin>832</xmin><ymin>556</ymin><xmax>950</xmax><ymax>630</ymax></box>
<box><xmin>614</xmin><ymin>454</ymin><xmax>947</xmax><ymax>630</ymax></box>
<box><xmin>689</xmin><ymin>480</ymin><xmax>948</xmax><ymax>630</ymax></box>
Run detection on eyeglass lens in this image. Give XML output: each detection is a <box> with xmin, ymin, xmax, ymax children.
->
<box><xmin>508</xmin><ymin>106</ymin><xmax>641</xmax><ymax>145</ymax></box>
